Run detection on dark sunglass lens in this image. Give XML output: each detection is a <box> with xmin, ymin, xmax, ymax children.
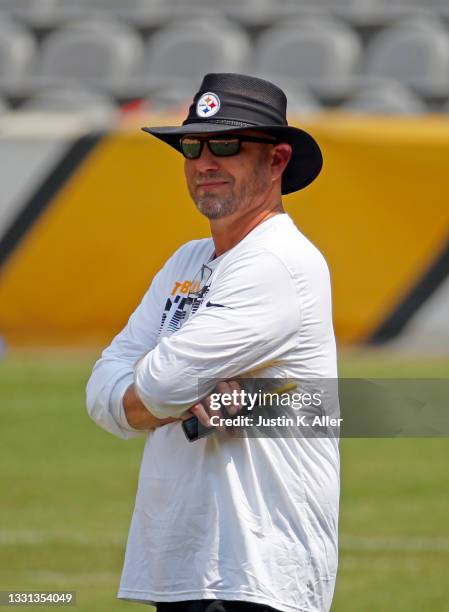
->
<box><xmin>209</xmin><ymin>138</ymin><xmax>240</xmax><ymax>157</ymax></box>
<box><xmin>181</xmin><ymin>139</ymin><xmax>202</xmax><ymax>159</ymax></box>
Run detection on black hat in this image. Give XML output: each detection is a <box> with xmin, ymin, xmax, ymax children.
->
<box><xmin>142</xmin><ymin>73</ymin><xmax>323</xmax><ymax>195</ymax></box>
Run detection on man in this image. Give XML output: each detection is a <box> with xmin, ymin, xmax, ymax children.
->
<box><xmin>86</xmin><ymin>73</ymin><xmax>339</xmax><ymax>612</ymax></box>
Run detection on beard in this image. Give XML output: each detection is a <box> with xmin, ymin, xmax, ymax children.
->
<box><xmin>190</xmin><ymin>155</ymin><xmax>272</xmax><ymax>220</ymax></box>
<box><xmin>195</xmin><ymin>189</ymin><xmax>237</xmax><ymax>220</ymax></box>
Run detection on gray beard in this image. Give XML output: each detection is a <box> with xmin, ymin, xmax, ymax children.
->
<box><xmin>194</xmin><ymin>192</ymin><xmax>238</xmax><ymax>220</ymax></box>
<box><xmin>191</xmin><ymin>154</ymin><xmax>271</xmax><ymax>220</ymax></box>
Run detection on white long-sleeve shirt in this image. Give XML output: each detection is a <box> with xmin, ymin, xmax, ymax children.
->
<box><xmin>86</xmin><ymin>214</ymin><xmax>339</xmax><ymax>612</ymax></box>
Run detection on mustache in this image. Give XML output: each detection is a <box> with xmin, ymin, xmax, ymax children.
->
<box><xmin>194</xmin><ymin>172</ymin><xmax>233</xmax><ymax>186</ymax></box>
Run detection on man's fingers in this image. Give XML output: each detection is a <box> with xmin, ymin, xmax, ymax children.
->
<box><xmin>215</xmin><ymin>379</ymin><xmax>242</xmax><ymax>416</ymax></box>
<box><xmin>187</xmin><ymin>380</ymin><xmax>243</xmax><ymax>433</ymax></box>
<box><xmin>190</xmin><ymin>403</ymin><xmax>211</xmax><ymax>428</ymax></box>
<box><xmin>214</xmin><ymin>381</ymin><xmax>232</xmax><ymax>420</ymax></box>
<box><xmin>226</xmin><ymin>380</ymin><xmax>242</xmax><ymax>416</ymax></box>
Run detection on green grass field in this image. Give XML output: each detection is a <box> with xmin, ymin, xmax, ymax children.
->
<box><xmin>1</xmin><ymin>350</ymin><xmax>449</xmax><ymax>611</ymax></box>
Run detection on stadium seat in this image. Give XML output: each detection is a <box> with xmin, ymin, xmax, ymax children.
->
<box><xmin>391</xmin><ymin>3</ymin><xmax>449</xmax><ymax>26</ymax></box>
<box><xmin>163</xmin><ymin>0</ymin><xmax>266</xmax><ymax>13</ymax></box>
<box><xmin>254</xmin><ymin>73</ymin><xmax>322</xmax><ymax>115</ymax></box>
<box><xmin>33</xmin><ymin>19</ymin><xmax>145</xmax><ymax>94</ymax></box>
<box><xmin>144</xmin><ymin>78</ymin><xmax>193</xmax><ymax>113</ymax></box>
<box><xmin>82</xmin><ymin>0</ymin><xmax>164</xmax><ymax>26</ymax></box>
<box><xmin>0</xmin><ymin>0</ymin><xmax>90</xmax><ymax>26</ymax></box>
<box><xmin>21</xmin><ymin>86</ymin><xmax>118</xmax><ymax>118</ymax></box>
<box><xmin>176</xmin><ymin>0</ymin><xmax>270</xmax><ymax>25</ymax></box>
<box><xmin>276</xmin><ymin>0</ymin><xmax>438</xmax><ymax>27</ymax></box>
<box><xmin>0</xmin><ymin>0</ymin><xmax>53</xmax><ymax>21</ymax></box>
<box><xmin>253</xmin><ymin>18</ymin><xmax>363</xmax><ymax>98</ymax></box>
<box><xmin>153</xmin><ymin>0</ymin><xmax>324</xmax><ymax>28</ymax></box>
<box><xmin>227</xmin><ymin>0</ymin><xmax>337</xmax><ymax>28</ymax></box>
<box><xmin>364</xmin><ymin>18</ymin><xmax>449</xmax><ymax>96</ymax></box>
<box><xmin>368</xmin><ymin>5</ymin><xmax>438</xmax><ymax>27</ymax></box>
<box><xmin>143</xmin><ymin>72</ymin><xmax>322</xmax><ymax>116</ymax></box>
<box><xmin>288</xmin><ymin>0</ymin><xmax>372</xmax><ymax>12</ymax></box>
<box><xmin>341</xmin><ymin>79</ymin><xmax>427</xmax><ymax>113</ymax></box>
<box><xmin>241</xmin><ymin>2</ymin><xmax>330</xmax><ymax>29</ymax></box>
<box><xmin>139</xmin><ymin>19</ymin><xmax>251</xmax><ymax>93</ymax></box>
<box><xmin>268</xmin><ymin>0</ymin><xmax>375</xmax><ymax>24</ymax></box>
<box><xmin>0</xmin><ymin>16</ymin><xmax>37</xmax><ymax>94</ymax></box>
<box><xmin>387</xmin><ymin>0</ymin><xmax>449</xmax><ymax>8</ymax></box>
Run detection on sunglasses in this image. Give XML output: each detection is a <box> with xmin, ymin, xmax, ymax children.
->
<box><xmin>180</xmin><ymin>135</ymin><xmax>278</xmax><ymax>160</ymax></box>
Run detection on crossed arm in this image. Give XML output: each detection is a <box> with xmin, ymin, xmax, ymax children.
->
<box><xmin>123</xmin><ymin>384</ymin><xmax>179</xmax><ymax>430</ymax></box>
<box><xmin>86</xmin><ymin>250</ymin><xmax>300</xmax><ymax>438</ymax></box>
<box><xmin>123</xmin><ymin>381</ymin><xmax>241</xmax><ymax>431</ymax></box>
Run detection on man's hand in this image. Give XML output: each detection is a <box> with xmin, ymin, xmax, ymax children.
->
<box><xmin>124</xmin><ymin>380</ymin><xmax>243</xmax><ymax>434</ymax></box>
<box><xmin>123</xmin><ymin>384</ymin><xmax>179</xmax><ymax>430</ymax></box>
<box><xmin>181</xmin><ymin>380</ymin><xmax>242</xmax><ymax>430</ymax></box>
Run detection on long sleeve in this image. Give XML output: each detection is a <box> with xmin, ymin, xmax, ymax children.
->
<box><xmin>86</xmin><ymin>266</ymin><xmax>166</xmax><ymax>439</ymax></box>
<box><xmin>135</xmin><ymin>249</ymin><xmax>301</xmax><ymax>418</ymax></box>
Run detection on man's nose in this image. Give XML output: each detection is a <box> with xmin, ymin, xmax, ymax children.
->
<box><xmin>194</xmin><ymin>142</ymin><xmax>220</xmax><ymax>171</ymax></box>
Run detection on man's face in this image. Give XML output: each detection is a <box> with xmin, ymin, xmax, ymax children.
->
<box><xmin>183</xmin><ymin>130</ymin><xmax>275</xmax><ymax>220</ymax></box>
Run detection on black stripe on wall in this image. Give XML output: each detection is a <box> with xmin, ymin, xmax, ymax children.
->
<box><xmin>369</xmin><ymin>239</ymin><xmax>449</xmax><ymax>343</ymax></box>
<box><xmin>0</xmin><ymin>134</ymin><xmax>102</xmax><ymax>269</ymax></box>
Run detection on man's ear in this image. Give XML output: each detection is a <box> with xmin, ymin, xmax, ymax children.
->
<box><xmin>271</xmin><ymin>143</ymin><xmax>292</xmax><ymax>182</ymax></box>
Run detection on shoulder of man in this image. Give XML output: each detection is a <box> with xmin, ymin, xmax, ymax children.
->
<box><xmin>168</xmin><ymin>237</ymin><xmax>213</xmax><ymax>262</ymax></box>
<box><xmin>151</xmin><ymin>237</ymin><xmax>213</xmax><ymax>279</ymax></box>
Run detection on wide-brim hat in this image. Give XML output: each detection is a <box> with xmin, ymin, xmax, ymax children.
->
<box><xmin>142</xmin><ymin>73</ymin><xmax>323</xmax><ymax>195</ymax></box>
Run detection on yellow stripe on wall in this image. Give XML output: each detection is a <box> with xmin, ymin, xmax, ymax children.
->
<box><xmin>0</xmin><ymin>116</ymin><xmax>449</xmax><ymax>346</ymax></box>
<box><xmin>0</xmin><ymin>131</ymin><xmax>209</xmax><ymax>345</ymax></box>
<box><xmin>291</xmin><ymin>115</ymin><xmax>449</xmax><ymax>343</ymax></box>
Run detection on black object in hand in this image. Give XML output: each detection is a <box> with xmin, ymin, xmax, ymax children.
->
<box><xmin>182</xmin><ymin>414</ymin><xmax>215</xmax><ymax>442</ymax></box>
<box><xmin>181</xmin><ymin>379</ymin><xmax>297</xmax><ymax>443</ymax></box>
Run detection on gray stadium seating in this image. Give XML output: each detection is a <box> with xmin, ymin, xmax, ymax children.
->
<box><xmin>49</xmin><ymin>0</ymin><xmax>270</xmax><ymax>28</ymax></box>
<box><xmin>86</xmin><ymin>0</ymin><xmax>159</xmax><ymax>13</ymax></box>
<box><xmin>0</xmin><ymin>0</ymin><xmax>53</xmax><ymax>22</ymax></box>
<box><xmin>387</xmin><ymin>2</ymin><xmax>449</xmax><ymax>25</ymax></box>
<box><xmin>177</xmin><ymin>0</ymin><xmax>270</xmax><ymax>25</ymax></box>
<box><xmin>0</xmin><ymin>0</ymin><xmax>90</xmax><ymax>26</ymax></box>
<box><xmin>290</xmin><ymin>0</ymin><xmax>373</xmax><ymax>12</ymax></box>
<box><xmin>81</xmin><ymin>0</ymin><xmax>165</xmax><ymax>26</ymax></box>
<box><xmin>254</xmin><ymin>73</ymin><xmax>322</xmax><ymax>115</ymax></box>
<box><xmin>164</xmin><ymin>0</ymin><xmax>329</xmax><ymax>27</ymax></box>
<box><xmin>263</xmin><ymin>0</ymin><xmax>375</xmax><ymax>25</ymax></box>
<box><xmin>20</xmin><ymin>86</ymin><xmax>118</xmax><ymax>125</ymax></box>
<box><xmin>341</xmin><ymin>79</ymin><xmax>427</xmax><ymax>113</ymax></box>
<box><xmin>387</xmin><ymin>0</ymin><xmax>449</xmax><ymax>8</ymax></box>
<box><xmin>364</xmin><ymin>18</ymin><xmax>449</xmax><ymax>96</ymax></box>
<box><xmin>163</xmin><ymin>0</ymin><xmax>267</xmax><ymax>13</ymax></box>
<box><xmin>86</xmin><ymin>1</ymin><xmax>230</xmax><ymax>28</ymax></box>
<box><xmin>21</xmin><ymin>86</ymin><xmax>117</xmax><ymax>111</ymax></box>
<box><xmin>141</xmin><ymin>65</ymin><xmax>323</xmax><ymax>115</ymax></box>
<box><xmin>33</xmin><ymin>18</ymin><xmax>145</xmax><ymax>94</ymax></box>
<box><xmin>0</xmin><ymin>16</ymin><xmax>37</xmax><ymax>93</ymax></box>
<box><xmin>0</xmin><ymin>1</ymin><xmax>447</xmax><ymax>114</ymax></box>
<box><xmin>139</xmin><ymin>19</ymin><xmax>251</xmax><ymax>93</ymax></box>
<box><xmin>144</xmin><ymin>71</ymin><xmax>322</xmax><ymax>115</ymax></box>
<box><xmin>144</xmin><ymin>79</ymin><xmax>193</xmax><ymax>113</ymax></box>
<box><xmin>254</xmin><ymin>18</ymin><xmax>363</xmax><ymax>98</ymax></box>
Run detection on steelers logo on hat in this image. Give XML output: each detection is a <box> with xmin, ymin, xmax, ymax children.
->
<box><xmin>196</xmin><ymin>92</ymin><xmax>221</xmax><ymax>118</ymax></box>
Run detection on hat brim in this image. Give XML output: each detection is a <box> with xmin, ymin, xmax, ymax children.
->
<box><xmin>142</xmin><ymin>122</ymin><xmax>322</xmax><ymax>195</ymax></box>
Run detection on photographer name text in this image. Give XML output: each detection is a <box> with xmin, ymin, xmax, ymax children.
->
<box><xmin>209</xmin><ymin>414</ymin><xmax>343</xmax><ymax>428</ymax></box>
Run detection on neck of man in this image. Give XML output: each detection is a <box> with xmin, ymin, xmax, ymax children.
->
<box><xmin>209</xmin><ymin>187</ymin><xmax>285</xmax><ymax>257</ymax></box>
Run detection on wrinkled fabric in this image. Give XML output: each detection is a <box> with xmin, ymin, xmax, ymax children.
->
<box><xmin>86</xmin><ymin>215</ymin><xmax>339</xmax><ymax>612</ymax></box>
